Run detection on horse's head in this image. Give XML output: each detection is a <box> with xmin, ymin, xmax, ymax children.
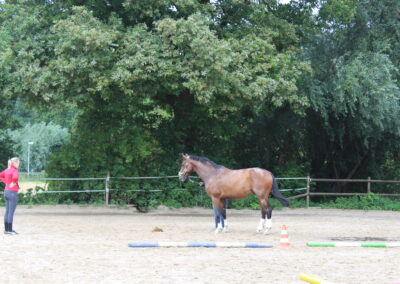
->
<box><xmin>178</xmin><ymin>154</ymin><xmax>194</xmax><ymax>182</ymax></box>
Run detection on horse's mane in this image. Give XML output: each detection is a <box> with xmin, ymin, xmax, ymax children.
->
<box><xmin>189</xmin><ymin>155</ymin><xmax>224</xmax><ymax>169</ymax></box>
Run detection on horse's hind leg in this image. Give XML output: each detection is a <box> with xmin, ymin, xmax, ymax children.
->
<box><xmin>256</xmin><ymin>198</ymin><xmax>266</xmax><ymax>233</ymax></box>
<box><xmin>222</xmin><ymin>199</ymin><xmax>227</xmax><ymax>220</ymax></box>
<box><xmin>257</xmin><ymin>199</ymin><xmax>273</xmax><ymax>234</ymax></box>
<box><xmin>264</xmin><ymin>205</ymin><xmax>273</xmax><ymax>234</ymax></box>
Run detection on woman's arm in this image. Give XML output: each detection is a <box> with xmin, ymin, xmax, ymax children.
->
<box><xmin>0</xmin><ymin>170</ymin><xmax>5</xmax><ymax>183</ymax></box>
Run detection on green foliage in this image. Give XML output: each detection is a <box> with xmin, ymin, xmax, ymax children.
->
<box><xmin>318</xmin><ymin>0</ymin><xmax>357</xmax><ymax>29</ymax></box>
<box><xmin>8</xmin><ymin>98</ymin><xmax>78</xmax><ymax>129</ymax></box>
<box><xmin>321</xmin><ymin>193</ymin><xmax>400</xmax><ymax>211</ymax></box>
<box><xmin>0</xmin><ymin>1</ymin><xmax>310</xmax><ymax>206</ymax></box>
<box><xmin>0</xmin><ymin>130</ymin><xmax>14</xmax><ymax>167</ymax></box>
<box><xmin>285</xmin><ymin>198</ymin><xmax>309</xmax><ymax>209</ymax></box>
<box><xmin>1</xmin><ymin>0</ymin><xmax>400</xmax><ymax>211</ymax></box>
<box><xmin>8</xmin><ymin>122</ymin><xmax>69</xmax><ymax>172</ymax></box>
<box><xmin>324</xmin><ymin>52</ymin><xmax>399</xmax><ymax>142</ymax></box>
<box><xmin>230</xmin><ymin>195</ymin><xmax>260</xmax><ymax>210</ymax></box>
<box><xmin>304</xmin><ymin>0</ymin><xmax>400</xmax><ymax>182</ymax></box>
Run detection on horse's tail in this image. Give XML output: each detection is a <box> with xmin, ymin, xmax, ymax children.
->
<box><xmin>271</xmin><ymin>175</ymin><xmax>290</xmax><ymax>207</ymax></box>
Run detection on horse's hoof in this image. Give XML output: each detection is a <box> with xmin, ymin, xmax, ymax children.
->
<box><xmin>263</xmin><ymin>229</ymin><xmax>271</xmax><ymax>235</ymax></box>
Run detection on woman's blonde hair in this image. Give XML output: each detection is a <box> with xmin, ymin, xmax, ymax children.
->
<box><xmin>9</xmin><ymin>157</ymin><xmax>20</xmax><ymax>166</ymax></box>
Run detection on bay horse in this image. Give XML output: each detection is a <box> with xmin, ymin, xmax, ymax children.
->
<box><xmin>178</xmin><ymin>154</ymin><xmax>290</xmax><ymax>233</ymax></box>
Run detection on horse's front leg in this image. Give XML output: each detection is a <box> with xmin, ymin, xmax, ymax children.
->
<box><xmin>212</xmin><ymin>198</ymin><xmax>225</xmax><ymax>233</ymax></box>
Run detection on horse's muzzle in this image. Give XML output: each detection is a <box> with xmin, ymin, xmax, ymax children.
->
<box><xmin>178</xmin><ymin>173</ymin><xmax>188</xmax><ymax>182</ymax></box>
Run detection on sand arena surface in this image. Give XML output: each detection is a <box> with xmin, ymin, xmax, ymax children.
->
<box><xmin>0</xmin><ymin>205</ymin><xmax>400</xmax><ymax>283</ymax></box>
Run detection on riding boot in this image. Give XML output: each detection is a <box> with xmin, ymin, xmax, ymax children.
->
<box><xmin>9</xmin><ymin>223</ymin><xmax>18</xmax><ymax>235</ymax></box>
<box><xmin>4</xmin><ymin>223</ymin><xmax>11</xmax><ymax>234</ymax></box>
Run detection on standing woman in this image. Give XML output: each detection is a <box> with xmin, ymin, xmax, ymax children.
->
<box><xmin>0</xmin><ymin>157</ymin><xmax>20</xmax><ymax>235</ymax></box>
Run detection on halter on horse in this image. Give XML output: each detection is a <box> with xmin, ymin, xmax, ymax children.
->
<box><xmin>178</xmin><ymin>154</ymin><xmax>290</xmax><ymax>233</ymax></box>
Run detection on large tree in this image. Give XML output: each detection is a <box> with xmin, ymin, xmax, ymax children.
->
<box><xmin>0</xmin><ymin>1</ymin><xmax>309</xmax><ymax>179</ymax></box>
<box><xmin>305</xmin><ymin>0</ymin><xmax>400</xmax><ymax>186</ymax></box>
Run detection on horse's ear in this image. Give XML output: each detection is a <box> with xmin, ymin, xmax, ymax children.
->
<box><xmin>182</xmin><ymin>153</ymin><xmax>189</xmax><ymax>159</ymax></box>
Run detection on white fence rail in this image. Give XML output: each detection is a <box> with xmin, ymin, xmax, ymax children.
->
<box><xmin>4</xmin><ymin>175</ymin><xmax>309</xmax><ymax>205</ymax></box>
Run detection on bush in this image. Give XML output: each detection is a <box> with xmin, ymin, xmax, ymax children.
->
<box><xmin>320</xmin><ymin>193</ymin><xmax>400</xmax><ymax>211</ymax></box>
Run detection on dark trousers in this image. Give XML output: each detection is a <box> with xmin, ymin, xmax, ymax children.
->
<box><xmin>4</xmin><ymin>190</ymin><xmax>18</xmax><ymax>224</ymax></box>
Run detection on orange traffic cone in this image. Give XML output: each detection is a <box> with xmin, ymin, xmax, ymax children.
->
<box><xmin>279</xmin><ymin>224</ymin><xmax>291</xmax><ymax>248</ymax></box>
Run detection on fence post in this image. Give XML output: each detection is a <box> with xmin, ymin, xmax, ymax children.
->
<box><xmin>367</xmin><ymin>176</ymin><xmax>371</xmax><ymax>194</ymax></box>
<box><xmin>105</xmin><ymin>172</ymin><xmax>110</xmax><ymax>206</ymax></box>
<box><xmin>306</xmin><ymin>176</ymin><xmax>311</xmax><ymax>208</ymax></box>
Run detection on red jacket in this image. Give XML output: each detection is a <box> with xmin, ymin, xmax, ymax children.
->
<box><xmin>0</xmin><ymin>165</ymin><xmax>20</xmax><ymax>192</ymax></box>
